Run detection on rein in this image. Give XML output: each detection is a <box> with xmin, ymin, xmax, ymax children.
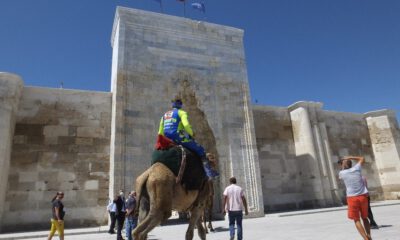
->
<box><xmin>176</xmin><ymin>145</ymin><xmax>187</xmax><ymax>184</ymax></box>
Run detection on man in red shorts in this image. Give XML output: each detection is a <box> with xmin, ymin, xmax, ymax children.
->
<box><xmin>339</xmin><ymin>156</ymin><xmax>371</xmax><ymax>240</ymax></box>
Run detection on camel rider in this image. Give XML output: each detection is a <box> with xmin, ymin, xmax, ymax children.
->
<box><xmin>158</xmin><ymin>98</ymin><xmax>219</xmax><ymax>179</ymax></box>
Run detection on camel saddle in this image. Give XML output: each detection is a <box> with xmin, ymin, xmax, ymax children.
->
<box><xmin>152</xmin><ymin>136</ymin><xmax>207</xmax><ymax>191</ymax></box>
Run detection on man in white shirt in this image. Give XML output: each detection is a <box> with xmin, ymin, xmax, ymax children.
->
<box><xmin>339</xmin><ymin>156</ymin><xmax>371</xmax><ymax>240</ymax></box>
<box><xmin>107</xmin><ymin>196</ymin><xmax>117</xmax><ymax>234</ymax></box>
<box><xmin>222</xmin><ymin>177</ymin><xmax>248</xmax><ymax>240</ymax></box>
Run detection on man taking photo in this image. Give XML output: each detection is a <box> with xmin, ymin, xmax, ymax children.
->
<box><xmin>338</xmin><ymin>156</ymin><xmax>372</xmax><ymax>240</ymax></box>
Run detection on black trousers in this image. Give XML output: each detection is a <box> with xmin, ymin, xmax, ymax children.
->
<box><xmin>367</xmin><ymin>195</ymin><xmax>377</xmax><ymax>226</ymax></box>
<box><xmin>116</xmin><ymin>213</ymin><xmax>126</xmax><ymax>239</ymax></box>
<box><xmin>109</xmin><ymin>212</ymin><xmax>117</xmax><ymax>232</ymax></box>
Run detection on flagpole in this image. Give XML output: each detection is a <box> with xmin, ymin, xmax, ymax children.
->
<box><xmin>202</xmin><ymin>3</ymin><xmax>206</xmax><ymax>21</ymax></box>
<box><xmin>184</xmin><ymin>1</ymin><xmax>186</xmax><ymax>17</ymax></box>
<box><xmin>160</xmin><ymin>0</ymin><xmax>164</xmax><ymax>13</ymax></box>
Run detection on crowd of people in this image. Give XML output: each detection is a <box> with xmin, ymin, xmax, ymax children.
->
<box><xmin>106</xmin><ymin>190</ymin><xmax>138</xmax><ymax>240</ymax></box>
<box><xmin>46</xmin><ymin>168</ymin><xmax>378</xmax><ymax>240</ymax></box>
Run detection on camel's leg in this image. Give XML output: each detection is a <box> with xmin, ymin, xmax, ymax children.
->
<box><xmin>207</xmin><ymin>198</ymin><xmax>214</xmax><ymax>232</ymax></box>
<box><xmin>197</xmin><ymin>217</ymin><xmax>207</xmax><ymax>240</ymax></box>
<box><xmin>139</xmin><ymin>192</ymin><xmax>150</xmax><ymax>223</ymax></box>
<box><xmin>138</xmin><ymin>200</ymin><xmax>171</xmax><ymax>239</ymax></box>
<box><xmin>135</xmin><ymin>171</ymin><xmax>174</xmax><ymax>240</ymax></box>
<box><xmin>133</xmin><ymin>194</ymin><xmax>150</xmax><ymax>240</ymax></box>
<box><xmin>186</xmin><ymin>204</ymin><xmax>206</xmax><ymax>240</ymax></box>
<box><xmin>133</xmin><ymin>195</ymin><xmax>149</xmax><ymax>240</ymax></box>
<box><xmin>137</xmin><ymin>209</ymin><xmax>164</xmax><ymax>240</ymax></box>
<box><xmin>202</xmin><ymin>210</ymin><xmax>208</xmax><ymax>233</ymax></box>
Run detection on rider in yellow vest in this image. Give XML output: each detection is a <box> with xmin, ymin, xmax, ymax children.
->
<box><xmin>158</xmin><ymin>98</ymin><xmax>219</xmax><ymax>179</ymax></box>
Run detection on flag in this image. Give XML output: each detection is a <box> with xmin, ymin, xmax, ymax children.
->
<box><xmin>191</xmin><ymin>2</ymin><xmax>205</xmax><ymax>13</ymax></box>
<box><xmin>177</xmin><ymin>0</ymin><xmax>185</xmax><ymax>2</ymax></box>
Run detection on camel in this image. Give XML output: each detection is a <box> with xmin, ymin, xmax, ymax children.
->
<box><xmin>132</xmin><ymin>148</ymin><xmax>216</xmax><ymax>240</ymax></box>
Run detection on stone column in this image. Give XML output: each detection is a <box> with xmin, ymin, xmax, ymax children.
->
<box><xmin>365</xmin><ymin>110</ymin><xmax>400</xmax><ymax>199</ymax></box>
<box><xmin>288</xmin><ymin>101</ymin><xmax>335</xmax><ymax>207</ymax></box>
<box><xmin>0</xmin><ymin>72</ymin><xmax>23</xmax><ymax>231</ymax></box>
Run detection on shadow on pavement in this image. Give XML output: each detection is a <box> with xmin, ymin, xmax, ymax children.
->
<box><xmin>378</xmin><ymin>225</ymin><xmax>393</xmax><ymax>228</ymax></box>
<box><xmin>212</xmin><ymin>226</ymin><xmax>229</xmax><ymax>232</ymax></box>
<box><xmin>147</xmin><ymin>234</ymin><xmax>161</xmax><ymax>240</ymax></box>
<box><xmin>161</xmin><ymin>218</ymin><xmax>226</xmax><ymax>227</ymax></box>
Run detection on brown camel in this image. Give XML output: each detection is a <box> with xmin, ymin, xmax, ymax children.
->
<box><xmin>132</xmin><ymin>149</ymin><xmax>214</xmax><ymax>240</ymax></box>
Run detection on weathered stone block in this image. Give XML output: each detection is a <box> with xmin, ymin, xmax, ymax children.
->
<box><xmin>57</xmin><ymin>172</ymin><xmax>76</xmax><ymax>182</ymax></box>
<box><xmin>75</xmin><ymin>137</ymin><xmax>94</xmax><ymax>145</ymax></box>
<box><xmin>77</xmin><ymin>127</ymin><xmax>105</xmax><ymax>138</ymax></box>
<box><xmin>43</xmin><ymin>125</ymin><xmax>69</xmax><ymax>137</ymax></box>
<box><xmin>58</xmin><ymin>136</ymin><xmax>76</xmax><ymax>145</ymax></box>
<box><xmin>13</xmin><ymin>135</ymin><xmax>26</xmax><ymax>144</ymax></box>
<box><xmin>18</xmin><ymin>172</ymin><xmax>38</xmax><ymax>182</ymax></box>
<box><xmin>84</xmin><ymin>180</ymin><xmax>99</xmax><ymax>190</ymax></box>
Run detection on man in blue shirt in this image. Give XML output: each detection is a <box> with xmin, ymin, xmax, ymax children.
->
<box><xmin>125</xmin><ymin>191</ymin><xmax>138</xmax><ymax>240</ymax></box>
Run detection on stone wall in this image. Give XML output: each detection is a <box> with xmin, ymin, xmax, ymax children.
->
<box><xmin>2</xmin><ymin>86</ymin><xmax>111</xmax><ymax>232</ymax></box>
<box><xmin>321</xmin><ymin>110</ymin><xmax>381</xmax><ymax>200</ymax></box>
<box><xmin>253</xmin><ymin>105</ymin><xmax>301</xmax><ymax>211</ymax></box>
<box><xmin>365</xmin><ymin>110</ymin><xmax>400</xmax><ymax>200</ymax></box>
<box><xmin>0</xmin><ymin>73</ymin><xmax>23</xmax><ymax>231</ymax></box>
<box><xmin>253</xmin><ymin>102</ymin><xmax>399</xmax><ymax>212</ymax></box>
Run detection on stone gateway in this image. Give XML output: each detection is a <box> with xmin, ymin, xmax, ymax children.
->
<box><xmin>0</xmin><ymin>7</ymin><xmax>399</xmax><ymax>232</ymax></box>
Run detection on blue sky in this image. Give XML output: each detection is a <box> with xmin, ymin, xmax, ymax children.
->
<box><xmin>1</xmin><ymin>0</ymin><xmax>399</xmax><ymax>119</ymax></box>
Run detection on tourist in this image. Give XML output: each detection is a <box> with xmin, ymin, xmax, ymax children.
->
<box><xmin>115</xmin><ymin>190</ymin><xmax>126</xmax><ymax>240</ymax></box>
<box><xmin>362</xmin><ymin>176</ymin><xmax>379</xmax><ymax>229</ymax></box>
<box><xmin>125</xmin><ymin>191</ymin><xmax>138</xmax><ymax>240</ymax></box>
<box><xmin>47</xmin><ymin>191</ymin><xmax>65</xmax><ymax>240</ymax></box>
<box><xmin>222</xmin><ymin>177</ymin><xmax>248</xmax><ymax>240</ymax></box>
<box><xmin>107</xmin><ymin>196</ymin><xmax>118</xmax><ymax>234</ymax></box>
<box><xmin>339</xmin><ymin>156</ymin><xmax>372</xmax><ymax>240</ymax></box>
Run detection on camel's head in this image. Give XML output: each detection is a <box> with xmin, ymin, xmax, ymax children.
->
<box><xmin>206</xmin><ymin>153</ymin><xmax>218</xmax><ymax>169</ymax></box>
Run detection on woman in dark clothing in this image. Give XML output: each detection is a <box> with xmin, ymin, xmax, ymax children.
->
<box><xmin>47</xmin><ymin>192</ymin><xmax>65</xmax><ymax>240</ymax></box>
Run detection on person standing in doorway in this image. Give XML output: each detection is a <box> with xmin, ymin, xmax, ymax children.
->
<box><xmin>125</xmin><ymin>191</ymin><xmax>138</xmax><ymax>240</ymax></box>
<box><xmin>339</xmin><ymin>156</ymin><xmax>372</xmax><ymax>240</ymax></box>
<box><xmin>47</xmin><ymin>191</ymin><xmax>65</xmax><ymax>240</ymax></box>
<box><xmin>222</xmin><ymin>177</ymin><xmax>249</xmax><ymax>240</ymax></box>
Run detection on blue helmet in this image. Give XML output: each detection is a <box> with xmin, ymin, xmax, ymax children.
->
<box><xmin>172</xmin><ymin>98</ymin><xmax>183</xmax><ymax>109</ymax></box>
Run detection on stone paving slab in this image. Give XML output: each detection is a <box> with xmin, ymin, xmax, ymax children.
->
<box><xmin>1</xmin><ymin>201</ymin><xmax>399</xmax><ymax>240</ymax></box>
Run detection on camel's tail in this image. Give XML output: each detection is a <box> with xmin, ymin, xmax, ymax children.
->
<box><xmin>134</xmin><ymin>168</ymin><xmax>151</xmax><ymax>216</ymax></box>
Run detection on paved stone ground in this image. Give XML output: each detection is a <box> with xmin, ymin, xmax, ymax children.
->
<box><xmin>1</xmin><ymin>203</ymin><xmax>399</xmax><ymax>240</ymax></box>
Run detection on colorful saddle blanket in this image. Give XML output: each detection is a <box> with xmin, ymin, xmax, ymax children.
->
<box><xmin>151</xmin><ymin>145</ymin><xmax>206</xmax><ymax>191</ymax></box>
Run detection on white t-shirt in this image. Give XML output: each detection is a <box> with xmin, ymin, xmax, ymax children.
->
<box><xmin>107</xmin><ymin>201</ymin><xmax>116</xmax><ymax>212</ymax></box>
<box><xmin>223</xmin><ymin>184</ymin><xmax>245</xmax><ymax>211</ymax></box>
<box><xmin>339</xmin><ymin>163</ymin><xmax>368</xmax><ymax>197</ymax></box>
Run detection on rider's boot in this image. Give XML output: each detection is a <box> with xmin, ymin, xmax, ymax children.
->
<box><xmin>201</xmin><ymin>156</ymin><xmax>219</xmax><ymax>179</ymax></box>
